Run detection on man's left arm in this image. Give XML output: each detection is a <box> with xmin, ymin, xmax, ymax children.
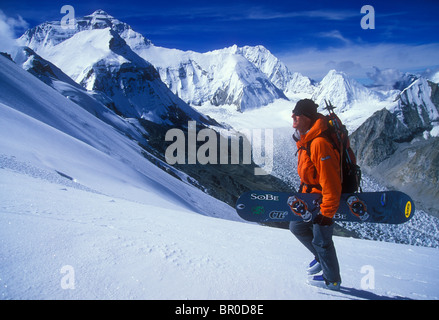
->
<box><xmin>311</xmin><ymin>138</ymin><xmax>342</xmax><ymax>219</ymax></box>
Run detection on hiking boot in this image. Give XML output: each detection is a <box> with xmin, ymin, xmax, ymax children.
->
<box><xmin>307</xmin><ymin>259</ymin><xmax>322</xmax><ymax>275</ymax></box>
<box><xmin>307</xmin><ymin>274</ymin><xmax>341</xmax><ymax>291</ymax></box>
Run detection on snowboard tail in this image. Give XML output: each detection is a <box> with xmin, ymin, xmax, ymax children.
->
<box><xmin>236</xmin><ymin>191</ymin><xmax>414</xmax><ymax>224</ymax></box>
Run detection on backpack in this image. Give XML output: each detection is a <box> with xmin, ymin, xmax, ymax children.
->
<box><xmin>296</xmin><ymin>100</ymin><xmax>362</xmax><ymax>194</ymax></box>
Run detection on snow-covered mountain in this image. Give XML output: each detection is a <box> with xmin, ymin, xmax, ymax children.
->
<box><xmin>8</xmin><ymin>43</ymin><xmax>290</xmax><ymax>208</ymax></box>
<box><xmin>18</xmin><ymin>10</ymin><xmax>314</xmax><ymax>112</ymax></box>
<box><xmin>136</xmin><ymin>44</ymin><xmax>289</xmax><ymax>111</ymax></box>
<box><xmin>392</xmin><ymin>77</ymin><xmax>439</xmax><ymax>137</ymax></box>
<box><xmin>17</xmin><ymin>9</ymin><xmax>437</xmax><ymax>129</ymax></box>
<box><xmin>312</xmin><ymin>70</ymin><xmax>387</xmax><ymax>112</ymax></box>
<box><xmin>18</xmin><ymin>9</ymin><xmax>151</xmax><ymax>53</ymax></box>
<box><xmin>134</xmin><ymin>43</ymin><xmax>317</xmax><ymax>110</ymax></box>
<box><xmin>19</xmin><ymin>20</ymin><xmax>208</xmax><ymax>124</ymax></box>
<box><xmin>234</xmin><ymin>45</ymin><xmax>316</xmax><ymax>98</ymax></box>
<box><xmin>135</xmin><ymin>43</ymin><xmax>315</xmax><ymax>110</ymax></box>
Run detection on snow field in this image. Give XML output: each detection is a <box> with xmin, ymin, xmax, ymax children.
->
<box><xmin>1</xmin><ymin>166</ymin><xmax>439</xmax><ymax>300</ymax></box>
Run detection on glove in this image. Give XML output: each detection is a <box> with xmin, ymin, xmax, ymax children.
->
<box><xmin>313</xmin><ymin>213</ymin><xmax>333</xmax><ymax>226</ymax></box>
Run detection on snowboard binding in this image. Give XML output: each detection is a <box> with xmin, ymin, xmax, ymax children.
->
<box><xmin>346</xmin><ymin>195</ymin><xmax>369</xmax><ymax>221</ymax></box>
<box><xmin>287</xmin><ymin>196</ymin><xmax>313</xmax><ymax>222</ymax></box>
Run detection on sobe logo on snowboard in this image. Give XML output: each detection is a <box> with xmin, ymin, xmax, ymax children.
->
<box><xmin>250</xmin><ymin>193</ymin><xmax>279</xmax><ymax>201</ymax></box>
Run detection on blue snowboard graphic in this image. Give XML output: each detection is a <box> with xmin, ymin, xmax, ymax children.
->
<box><xmin>235</xmin><ymin>191</ymin><xmax>414</xmax><ymax>224</ymax></box>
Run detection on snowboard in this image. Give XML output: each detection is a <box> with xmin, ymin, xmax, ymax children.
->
<box><xmin>235</xmin><ymin>191</ymin><xmax>414</xmax><ymax>224</ymax></box>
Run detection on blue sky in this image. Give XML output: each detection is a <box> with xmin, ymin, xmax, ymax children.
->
<box><xmin>1</xmin><ymin>0</ymin><xmax>438</xmax><ymax>82</ymax></box>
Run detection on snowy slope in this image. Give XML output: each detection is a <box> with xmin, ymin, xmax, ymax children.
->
<box><xmin>12</xmin><ymin>46</ymin><xmax>147</xmax><ymax>143</ymax></box>
<box><xmin>0</xmin><ymin>54</ymin><xmax>231</xmax><ymax>219</ymax></box>
<box><xmin>2</xmin><ymin>150</ymin><xmax>439</xmax><ymax>300</ymax></box>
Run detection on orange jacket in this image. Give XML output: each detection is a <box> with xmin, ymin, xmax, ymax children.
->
<box><xmin>296</xmin><ymin>115</ymin><xmax>342</xmax><ymax>218</ymax></box>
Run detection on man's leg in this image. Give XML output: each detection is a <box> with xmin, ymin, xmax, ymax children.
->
<box><xmin>312</xmin><ymin>224</ymin><xmax>341</xmax><ymax>283</ymax></box>
<box><xmin>289</xmin><ymin>220</ymin><xmax>318</xmax><ymax>259</ymax></box>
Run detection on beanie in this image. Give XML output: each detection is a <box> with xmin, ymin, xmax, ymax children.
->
<box><xmin>293</xmin><ymin>99</ymin><xmax>319</xmax><ymax>121</ymax></box>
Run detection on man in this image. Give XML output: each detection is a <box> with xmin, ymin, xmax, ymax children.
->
<box><xmin>290</xmin><ymin>99</ymin><xmax>342</xmax><ymax>291</ymax></box>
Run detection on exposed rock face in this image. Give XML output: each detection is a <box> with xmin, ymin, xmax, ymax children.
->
<box><xmin>139</xmin><ymin>120</ymin><xmax>294</xmax><ymax>208</ymax></box>
<box><xmin>350</xmin><ymin>80</ymin><xmax>439</xmax><ymax>216</ymax></box>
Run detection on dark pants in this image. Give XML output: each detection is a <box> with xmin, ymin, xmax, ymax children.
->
<box><xmin>289</xmin><ymin>220</ymin><xmax>341</xmax><ymax>283</ymax></box>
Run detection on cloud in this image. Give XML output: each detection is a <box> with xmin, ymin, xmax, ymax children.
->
<box><xmin>245</xmin><ymin>8</ymin><xmax>358</xmax><ymax>21</ymax></box>
<box><xmin>0</xmin><ymin>10</ymin><xmax>28</xmax><ymax>53</ymax></box>
<box><xmin>317</xmin><ymin>30</ymin><xmax>351</xmax><ymax>45</ymax></box>
<box><xmin>326</xmin><ymin>60</ymin><xmax>363</xmax><ymax>74</ymax></box>
<box><xmin>276</xmin><ymin>42</ymin><xmax>439</xmax><ymax>81</ymax></box>
<box><xmin>366</xmin><ymin>67</ymin><xmax>403</xmax><ymax>86</ymax></box>
<box><xmin>422</xmin><ymin>66</ymin><xmax>439</xmax><ymax>82</ymax></box>
<box><xmin>128</xmin><ymin>5</ymin><xmax>358</xmax><ymax>23</ymax></box>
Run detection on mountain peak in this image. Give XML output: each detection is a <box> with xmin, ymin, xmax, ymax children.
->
<box><xmin>87</xmin><ymin>9</ymin><xmax>114</xmax><ymax>18</ymax></box>
<box><xmin>323</xmin><ymin>69</ymin><xmax>346</xmax><ymax>80</ymax></box>
<box><xmin>19</xmin><ymin>9</ymin><xmax>153</xmax><ymax>54</ymax></box>
<box><xmin>312</xmin><ymin>69</ymin><xmax>381</xmax><ymax>112</ymax></box>
<box><xmin>83</xmin><ymin>9</ymin><xmax>120</xmax><ymax>29</ymax></box>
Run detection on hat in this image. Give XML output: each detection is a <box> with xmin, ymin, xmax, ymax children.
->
<box><xmin>293</xmin><ymin>99</ymin><xmax>318</xmax><ymax>121</ymax></box>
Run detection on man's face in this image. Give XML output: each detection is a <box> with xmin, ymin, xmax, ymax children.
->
<box><xmin>292</xmin><ymin>113</ymin><xmax>312</xmax><ymax>135</ymax></box>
